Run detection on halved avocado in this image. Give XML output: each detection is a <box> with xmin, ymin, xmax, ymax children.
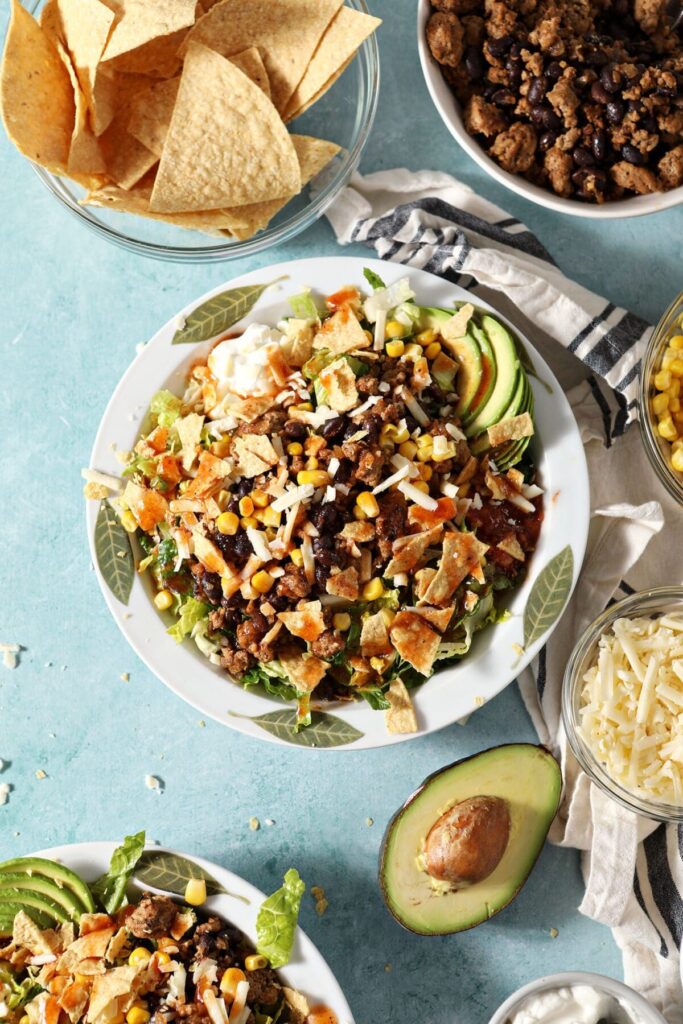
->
<box><xmin>379</xmin><ymin>744</ymin><xmax>561</xmax><ymax>935</ymax></box>
<box><xmin>0</xmin><ymin>857</ymin><xmax>95</xmax><ymax>918</ymax></box>
<box><xmin>465</xmin><ymin>316</ymin><xmax>520</xmax><ymax>438</ymax></box>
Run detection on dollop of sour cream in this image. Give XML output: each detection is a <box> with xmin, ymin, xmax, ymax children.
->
<box><xmin>207</xmin><ymin>323</ymin><xmax>284</xmax><ymax>417</ymax></box>
<box><xmin>508</xmin><ymin>986</ymin><xmax>642</xmax><ymax>1024</ymax></box>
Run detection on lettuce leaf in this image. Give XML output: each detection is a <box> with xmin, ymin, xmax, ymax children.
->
<box><xmin>90</xmin><ymin>831</ymin><xmax>145</xmax><ymax>913</ymax></box>
<box><xmin>0</xmin><ymin>968</ymin><xmax>43</xmax><ymax>1010</ymax></box>
<box><xmin>256</xmin><ymin>869</ymin><xmax>305</xmax><ymax>969</ymax></box>
<box><xmin>150</xmin><ymin>390</ymin><xmax>182</xmax><ymax>428</ymax></box>
<box><xmin>167</xmin><ymin>597</ymin><xmax>209</xmax><ymax>643</ymax></box>
<box><xmin>289</xmin><ymin>289</ymin><xmax>321</xmax><ymax>320</ymax></box>
<box><xmin>242</xmin><ymin>661</ymin><xmax>298</xmax><ymax>702</ymax></box>
<box><xmin>363</xmin><ymin>267</ymin><xmax>386</xmax><ymax>291</ymax></box>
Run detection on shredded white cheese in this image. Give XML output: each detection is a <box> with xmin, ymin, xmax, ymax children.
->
<box><xmin>372</xmin><ymin>463</ymin><xmax>411</xmax><ymax>495</ymax></box>
<box><xmin>246</xmin><ymin>527</ymin><xmax>272</xmax><ymax>562</ymax></box>
<box><xmin>81</xmin><ymin>468</ymin><xmax>122</xmax><ymax>491</ymax></box>
<box><xmin>271</xmin><ymin>483</ymin><xmax>315</xmax><ymax>513</ymax></box>
<box><xmin>578</xmin><ymin>613</ymin><xmax>683</xmax><ymax>804</ymax></box>
<box><xmin>398</xmin><ymin>480</ymin><xmax>438</xmax><ymax>511</ymax></box>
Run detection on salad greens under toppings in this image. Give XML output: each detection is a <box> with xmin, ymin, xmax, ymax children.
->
<box><xmin>0</xmin><ymin>835</ymin><xmax>309</xmax><ymax>1024</ymax></box>
<box><xmin>85</xmin><ymin>271</ymin><xmax>543</xmax><ymax>734</ymax></box>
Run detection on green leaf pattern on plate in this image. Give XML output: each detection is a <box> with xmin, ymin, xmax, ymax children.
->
<box><xmin>523</xmin><ymin>545</ymin><xmax>574</xmax><ymax>648</ymax></box>
<box><xmin>94</xmin><ymin>500</ymin><xmax>134</xmax><ymax>605</ymax></box>
<box><xmin>229</xmin><ymin>710</ymin><xmax>364</xmax><ymax>748</ymax></box>
<box><xmin>172</xmin><ymin>282</ymin><xmax>277</xmax><ymax>344</ymax></box>
<box><xmin>135</xmin><ymin>850</ymin><xmax>249</xmax><ymax>903</ymax></box>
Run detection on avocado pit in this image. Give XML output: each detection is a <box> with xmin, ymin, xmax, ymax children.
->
<box><xmin>423</xmin><ymin>795</ymin><xmax>511</xmax><ymax>887</ymax></box>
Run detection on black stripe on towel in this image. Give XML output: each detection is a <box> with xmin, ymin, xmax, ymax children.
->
<box><xmin>587</xmin><ymin>375</ymin><xmax>614</xmax><ymax>448</ymax></box>
<box><xmin>634</xmin><ymin>868</ymin><xmax>669</xmax><ymax>958</ymax></box>
<box><xmin>583</xmin><ymin>310</ymin><xmax>650</xmax><ymax>377</ymax></box>
<box><xmin>644</xmin><ymin>827</ymin><xmax>683</xmax><ymax>949</ymax></box>
<box><xmin>568</xmin><ymin>303</ymin><xmax>615</xmax><ymax>354</ymax></box>
<box><xmin>535</xmin><ymin>646</ymin><xmax>547</xmax><ymax>701</ymax></box>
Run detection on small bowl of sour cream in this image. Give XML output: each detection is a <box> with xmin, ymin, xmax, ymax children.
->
<box><xmin>488</xmin><ymin>973</ymin><xmax>667</xmax><ymax>1024</ymax></box>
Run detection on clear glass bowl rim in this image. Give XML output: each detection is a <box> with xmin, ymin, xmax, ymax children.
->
<box><xmin>27</xmin><ymin>0</ymin><xmax>380</xmax><ymax>263</ymax></box>
<box><xmin>638</xmin><ymin>290</ymin><xmax>683</xmax><ymax>504</ymax></box>
<box><xmin>562</xmin><ymin>585</ymin><xmax>683</xmax><ymax>824</ymax></box>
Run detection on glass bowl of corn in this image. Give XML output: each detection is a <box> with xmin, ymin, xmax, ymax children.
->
<box><xmin>640</xmin><ymin>292</ymin><xmax>683</xmax><ymax>503</ymax></box>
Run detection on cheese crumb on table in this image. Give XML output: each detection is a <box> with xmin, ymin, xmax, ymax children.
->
<box><xmin>145</xmin><ymin>774</ymin><xmax>162</xmax><ymax>792</ymax></box>
<box><xmin>34</xmin><ymin>769</ymin><xmax>47</xmax><ymax>780</ymax></box>
<box><xmin>249</xmin><ymin>817</ymin><xmax>260</xmax><ymax>831</ymax></box>
<box><xmin>578</xmin><ymin>612</ymin><xmax>683</xmax><ymax>804</ymax></box>
<box><xmin>311</xmin><ymin>885</ymin><xmax>328</xmax><ymax>916</ymax></box>
<box><xmin>0</xmin><ymin>784</ymin><xmax>9</xmax><ymax>806</ymax></box>
<box><xmin>0</xmin><ymin>643</ymin><xmax>21</xmax><ymax>669</ymax></box>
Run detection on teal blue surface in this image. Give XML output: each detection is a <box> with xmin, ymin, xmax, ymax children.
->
<box><xmin>3</xmin><ymin>0</ymin><xmax>676</xmax><ymax>1021</ymax></box>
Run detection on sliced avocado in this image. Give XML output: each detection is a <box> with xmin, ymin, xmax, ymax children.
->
<box><xmin>0</xmin><ymin>857</ymin><xmax>95</xmax><ymax>916</ymax></box>
<box><xmin>0</xmin><ymin>906</ymin><xmax>54</xmax><ymax>937</ymax></box>
<box><xmin>410</xmin><ymin>306</ymin><xmax>484</xmax><ymax>417</ymax></box>
<box><xmin>469</xmin><ymin>370</ymin><xmax>528</xmax><ymax>456</ymax></box>
<box><xmin>379</xmin><ymin>743</ymin><xmax>561</xmax><ymax>936</ymax></box>
<box><xmin>461</xmin><ymin>322</ymin><xmax>496</xmax><ymax>427</ymax></box>
<box><xmin>465</xmin><ymin>316</ymin><xmax>520</xmax><ymax>438</ymax></box>
<box><xmin>0</xmin><ymin>891</ymin><xmax>68</xmax><ymax>926</ymax></box>
<box><xmin>0</xmin><ymin>874</ymin><xmax>87</xmax><ymax>921</ymax></box>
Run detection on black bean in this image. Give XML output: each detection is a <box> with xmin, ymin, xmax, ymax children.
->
<box><xmin>622</xmin><ymin>143</ymin><xmax>645</xmax><ymax>165</ymax></box>
<box><xmin>573</xmin><ymin>146</ymin><xmax>595</xmax><ymax>167</ymax></box>
<box><xmin>530</xmin><ymin>104</ymin><xmax>547</xmax><ymax>125</ymax></box>
<box><xmin>509</xmin><ymin>42</ymin><xmax>522</xmax><ymax>59</ymax></box>
<box><xmin>642</xmin><ymin>115</ymin><xmax>659</xmax><ymax>133</ymax></box>
<box><xmin>591</xmin><ymin>80</ymin><xmax>611</xmax><ymax>104</ymax></box>
<box><xmin>599</xmin><ymin>64</ymin><xmax>620</xmax><ymax>94</ymax></box>
<box><xmin>464</xmin><ymin>45</ymin><xmax>485</xmax><ymax>80</ymax></box>
<box><xmin>283</xmin><ymin>419</ymin><xmax>307</xmax><ymax>441</ymax></box>
<box><xmin>538</xmin><ymin>131</ymin><xmax>557</xmax><ymax>152</ymax></box>
<box><xmin>606</xmin><ymin>100</ymin><xmax>624</xmax><ymax>124</ymax></box>
<box><xmin>545</xmin><ymin>61</ymin><xmax>563</xmax><ymax>80</ymax></box>
<box><xmin>527</xmin><ymin>76</ymin><xmax>547</xmax><ymax>105</ymax></box>
<box><xmin>492</xmin><ymin>88</ymin><xmax>516</xmax><ymax>106</ymax></box>
<box><xmin>320</xmin><ymin>415</ymin><xmax>346</xmax><ymax>443</ymax></box>
<box><xmin>487</xmin><ymin>35</ymin><xmax>513</xmax><ymax>57</ymax></box>
<box><xmin>591</xmin><ymin>129</ymin><xmax>607</xmax><ymax>161</ymax></box>
<box><xmin>543</xmin><ymin>108</ymin><xmax>563</xmax><ymax>131</ymax></box>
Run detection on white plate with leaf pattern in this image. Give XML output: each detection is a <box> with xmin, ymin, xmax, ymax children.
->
<box><xmin>30</xmin><ymin>842</ymin><xmax>353</xmax><ymax>1023</ymax></box>
<box><xmin>86</xmin><ymin>257</ymin><xmax>590</xmax><ymax>750</ymax></box>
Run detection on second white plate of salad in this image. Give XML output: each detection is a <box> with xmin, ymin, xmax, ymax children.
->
<box><xmin>85</xmin><ymin>256</ymin><xmax>589</xmax><ymax>750</ymax></box>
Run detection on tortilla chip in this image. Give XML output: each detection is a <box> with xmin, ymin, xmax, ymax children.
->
<box><xmin>280</xmin><ymin>319</ymin><xmax>315</xmax><ymax>367</ymax></box>
<box><xmin>54</xmin><ymin>40</ymin><xmax>106</xmax><ymax>178</ymax></box>
<box><xmin>39</xmin><ymin>0</ymin><xmax>63</xmax><ymax>40</ymax></box>
<box><xmin>419</xmin><ymin>531</ymin><xmax>489</xmax><ymax>608</ymax></box>
<box><xmin>150</xmin><ymin>42</ymin><xmax>300</xmax><ymax>213</ymax></box>
<box><xmin>284</xmin><ymin>7</ymin><xmax>381</xmax><ymax>121</ymax></box>
<box><xmin>414</xmin><ymin>567</ymin><xmax>436</xmax><ymax>600</ymax></box>
<box><xmin>56</xmin><ymin>0</ymin><xmax>117</xmax><ymax>135</ymax></box>
<box><xmin>360</xmin><ymin>611</ymin><xmax>392</xmax><ymax>658</ymax></box>
<box><xmin>105</xmin><ymin>928</ymin><xmax>129</xmax><ymax>963</ymax></box>
<box><xmin>319</xmin><ymin>357</ymin><xmax>358</xmax><ymax>413</ymax></box>
<box><xmin>440</xmin><ymin>303</ymin><xmax>474</xmax><ymax>345</ymax></box>
<box><xmin>498</xmin><ymin>533</ymin><xmax>526</xmax><ymax>561</ymax></box>
<box><xmin>407</xmin><ymin>496</ymin><xmax>457</xmax><ymax>530</ymax></box>
<box><xmin>339</xmin><ymin>521</ymin><xmax>374</xmax><ymax>544</ymax></box>
<box><xmin>487</xmin><ymin>411</ymin><xmax>535</xmax><ymax>447</ymax></box>
<box><xmin>59</xmin><ymin>978</ymin><xmax>91</xmax><ymax>1023</ymax></box>
<box><xmin>86</xmin><ymin>966</ymin><xmax>139</xmax><ymax>1023</ymax></box>
<box><xmin>176</xmin><ymin>412</ymin><xmax>204</xmax><ymax>470</ymax></box>
<box><xmin>104</xmin><ymin>23</ymin><xmax>187</xmax><ymax>78</ymax></box>
<box><xmin>79</xmin><ymin>914</ymin><xmax>115</xmax><ymax>936</ymax></box>
<box><xmin>12</xmin><ymin>912</ymin><xmax>58</xmax><ymax>956</ymax></box>
<box><xmin>232</xmin><ymin>434</ymin><xmax>279</xmax><ymax>477</ymax></box>
<box><xmin>283</xmin><ymin>987</ymin><xmax>311</xmax><ymax>1024</ymax></box>
<box><xmin>280</xmin><ymin>650</ymin><xmax>327</xmax><ymax>693</ymax></box>
<box><xmin>385</xmin><ymin>678</ymin><xmax>418</xmax><ymax>735</ymax></box>
<box><xmin>57</xmin><ymin>928</ymin><xmax>115</xmax><ymax>973</ymax></box>
<box><xmin>278</xmin><ymin>600</ymin><xmax>326</xmax><ymax>643</ymax></box>
<box><xmin>231</xmin><ymin>395</ymin><xmax>275</xmax><ymax>422</ymax></box>
<box><xmin>384</xmin><ymin>525</ymin><xmax>443</xmax><ymax>577</ymax></box>
<box><xmin>414</xmin><ymin>605</ymin><xmax>455</xmax><ymax>633</ymax></box>
<box><xmin>325</xmin><ymin>566</ymin><xmax>359</xmax><ymax>600</ymax></box>
<box><xmin>390</xmin><ymin>611</ymin><xmax>441</xmax><ymax>676</ymax></box>
<box><xmin>230</xmin><ymin>46</ymin><xmax>270</xmax><ymax>98</ymax></box>
<box><xmin>0</xmin><ymin>0</ymin><xmax>74</xmax><ymax>171</ymax></box>
<box><xmin>102</xmin><ymin>0</ymin><xmax>196</xmax><ymax>63</ymax></box>
<box><xmin>313</xmin><ymin>307</ymin><xmax>369</xmax><ymax>356</ymax></box>
<box><xmin>184</xmin><ymin>450</ymin><xmax>231</xmax><ymax>498</ymax></box>
<box><xmin>180</xmin><ymin>0</ymin><xmax>343</xmax><ymax>114</ymax></box>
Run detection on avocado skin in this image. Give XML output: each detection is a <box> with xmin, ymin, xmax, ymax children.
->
<box><xmin>378</xmin><ymin>743</ymin><xmax>562</xmax><ymax>936</ymax></box>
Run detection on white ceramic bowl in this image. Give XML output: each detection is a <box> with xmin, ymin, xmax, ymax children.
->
<box><xmin>488</xmin><ymin>972</ymin><xmax>667</xmax><ymax>1024</ymax></box>
<box><xmin>86</xmin><ymin>256</ymin><xmax>589</xmax><ymax>750</ymax></box>
<box><xmin>416</xmin><ymin>0</ymin><xmax>683</xmax><ymax>219</ymax></box>
<box><xmin>31</xmin><ymin>841</ymin><xmax>354</xmax><ymax>1024</ymax></box>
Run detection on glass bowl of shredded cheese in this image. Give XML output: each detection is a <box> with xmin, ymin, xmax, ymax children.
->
<box><xmin>640</xmin><ymin>294</ymin><xmax>683</xmax><ymax>504</ymax></box>
<box><xmin>563</xmin><ymin>587</ymin><xmax>683</xmax><ymax>822</ymax></box>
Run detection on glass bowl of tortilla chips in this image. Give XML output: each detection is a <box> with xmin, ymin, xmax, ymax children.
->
<box><xmin>3</xmin><ymin>0</ymin><xmax>380</xmax><ymax>261</ymax></box>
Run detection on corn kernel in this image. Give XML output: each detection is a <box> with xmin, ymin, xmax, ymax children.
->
<box><xmin>245</xmin><ymin>955</ymin><xmax>269</xmax><ymax>972</ymax></box>
<box><xmin>306</xmin><ymin>457</ymin><xmax>319</xmax><ymax>471</ymax></box>
<box><xmin>154</xmin><ymin>590</ymin><xmax>173</xmax><ymax>612</ymax></box>
<box><xmin>652</xmin><ymin>393</ymin><xmax>669</xmax><ymax>416</ymax></box>
<box><xmin>398</xmin><ymin>440</ymin><xmax>418</xmax><ymax>460</ymax></box>
<box><xmin>217</xmin><ymin>489</ymin><xmax>231</xmax><ymax>511</ymax></box>
<box><xmin>425</xmin><ymin>341</ymin><xmax>442</xmax><ymax>360</ymax></box>
<box><xmin>211</xmin><ymin>439</ymin><xmax>231</xmax><ymax>457</ymax></box>
<box><xmin>419</xmin><ymin>463</ymin><xmax>433</xmax><ymax>481</ymax></box>
<box><xmin>19</xmin><ymin>1017</ymin><xmax>30</xmax><ymax>1024</ymax></box>
<box><xmin>671</xmin><ymin>359</ymin><xmax>683</xmax><ymax>378</ymax></box>
<box><xmin>296</xmin><ymin>470</ymin><xmax>329</xmax><ymax>487</ymax></box>
<box><xmin>658</xmin><ymin>415</ymin><xmax>678</xmax><ymax>441</ymax></box>
<box><xmin>120</xmin><ymin>510</ymin><xmax>138</xmax><ymax>534</ymax></box>
<box><xmin>385</xmin><ymin>340</ymin><xmax>405</xmax><ymax>358</ymax></box>
<box><xmin>333</xmin><ymin>613</ymin><xmax>351</xmax><ymax>631</ymax></box>
<box><xmin>126</xmin><ymin>1007</ymin><xmax>150</xmax><ymax>1024</ymax></box>
<box><xmin>671</xmin><ymin>397</ymin><xmax>681</xmax><ymax>413</ymax></box>
<box><xmin>296</xmin><ymin>402</ymin><xmax>313</xmax><ymax>412</ymax></box>
<box><xmin>404</xmin><ymin>343</ymin><xmax>423</xmax><ymax>362</ymax></box>
<box><xmin>216</xmin><ymin>511</ymin><xmax>239</xmax><ymax>535</ymax></box>
<box><xmin>252</xmin><ymin>570</ymin><xmax>275</xmax><ymax>594</ymax></box>
<box><xmin>416</xmin><ymin>434</ymin><xmax>433</xmax><ymax>449</ymax></box>
<box><xmin>385</xmin><ymin>320</ymin><xmax>405</xmax><ymax>340</ymax></box>
<box><xmin>184</xmin><ymin>878</ymin><xmax>207</xmax><ymax>906</ymax></box>
<box><xmin>364</xmin><ymin>329</ymin><xmax>374</xmax><ymax>344</ymax></box>
<box><xmin>251</xmin><ymin>489</ymin><xmax>270</xmax><ymax>508</ymax></box>
<box><xmin>290</xmin><ymin>548</ymin><xmax>304</xmax><ymax>567</ymax></box>
<box><xmin>672</xmin><ymin>448</ymin><xmax>683</xmax><ymax>472</ymax></box>
<box><xmin>287</xmin><ymin>442</ymin><xmax>303</xmax><ymax>456</ymax></box>
<box><xmin>416</xmin><ymin>446</ymin><xmax>433</xmax><ymax>463</ymax></box>
<box><xmin>154</xmin><ymin>951</ymin><xmax>172</xmax><ymax>967</ymax></box>
<box><xmin>380</xmin><ymin>424</ymin><xmax>396</xmax><ymax>446</ymax></box>
<box><xmin>670</xmin><ymin>379</ymin><xmax>681</xmax><ymax>398</ymax></box>
<box><xmin>220</xmin><ymin>968</ymin><xmax>246</xmax><ymax>999</ymax></box>
<box><xmin>362</xmin><ymin>578</ymin><xmax>385</xmax><ymax>602</ymax></box>
<box><xmin>393</xmin><ymin>425</ymin><xmax>410</xmax><ymax>444</ymax></box>
<box><xmin>239</xmin><ymin>496</ymin><xmax>254</xmax><ymax>517</ymax></box>
<box><xmin>260</xmin><ymin>506</ymin><xmax>281</xmax><ymax>528</ymax></box>
<box><xmin>380</xmin><ymin>607</ymin><xmax>396</xmax><ymax>627</ymax></box>
<box><xmin>356</xmin><ymin>491</ymin><xmax>379</xmax><ymax>518</ymax></box>
<box><xmin>128</xmin><ymin>948</ymin><xmax>152</xmax><ymax>968</ymax></box>
<box><xmin>655</xmin><ymin>369</ymin><xmax>672</xmax><ymax>391</ymax></box>
<box><xmin>353</xmin><ymin>504</ymin><xmax>368</xmax><ymax>521</ymax></box>
<box><xmin>412</xmin><ymin>480</ymin><xmax>430</xmax><ymax>494</ymax></box>
<box><xmin>662</xmin><ymin>350</ymin><xmax>676</xmax><ymax>370</ymax></box>
<box><xmin>416</xmin><ymin>328</ymin><xmax>437</xmax><ymax>346</ymax></box>
<box><xmin>241</xmin><ymin>516</ymin><xmax>259</xmax><ymax>530</ymax></box>
<box><xmin>671</xmin><ymin>334</ymin><xmax>683</xmax><ymax>350</ymax></box>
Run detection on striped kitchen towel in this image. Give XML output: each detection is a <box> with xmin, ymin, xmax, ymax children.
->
<box><xmin>327</xmin><ymin>169</ymin><xmax>682</xmax><ymax>1022</ymax></box>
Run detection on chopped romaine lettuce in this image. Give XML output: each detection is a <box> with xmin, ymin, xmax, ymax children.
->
<box><xmin>360</xmin><ymin>687</ymin><xmax>391</xmax><ymax>711</ymax></box>
<box><xmin>167</xmin><ymin>597</ymin><xmax>210</xmax><ymax>643</ymax></box>
<box><xmin>0</xmin><ymin>968</ymin><xmax>43</xmax><ymax>1011</ymax></box>
<box><xmin>289</xmin><ymin>289</ymin><xmax>321</xmax><ymax>321</ymax></box>
<box><xmin>363</xmin><ymin>277</ymin><xmax>415</xmax><ymax>324</ymax></box>
<box><xmin>242</xmin><ymin>661</ymin><xmax>298</xmax><ymax>702</ymax></box>
<box><xmin>150</xmin><ymin>389</ymin><xmax>182</xmax><ymax>428</ymax></box>
<box><xmin>256</xmin><ymin>869</ymin><xmax>305</xmax><ymax>969</ymax></box>
<box><xmin>363</xmin><ymin>267</ymin><xmax>386</xmax><ymax>291</ymax></box>
<box><xmin>90</xmin><ymin>831</ymin><xmax>145</xmax><ymax>913</ymax></box>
